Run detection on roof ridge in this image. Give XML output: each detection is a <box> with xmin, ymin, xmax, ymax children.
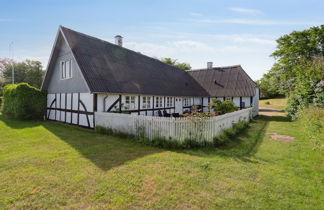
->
<box><xmin>188</xmin><ymin>65</ymin><xmax>241</xmax><ymax>72</ymax></box>
<box><xmin>54</xmin><ymin>26</ymin><xmax>209</xmax><ymax>96</ymax></box>
<box><xmin>59</xmin><ymin>26</ymin><xmax>188</xmax><ymax>73</ymax></box>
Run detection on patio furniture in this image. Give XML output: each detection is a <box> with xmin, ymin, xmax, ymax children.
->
<box><xmin>163</xmin><ymin>110</ymin><xmax>171</xmax><ymax>117</ymax></box>
<box><xmin>158</xmin><ymin>110</ymin><xmax>163</xmax><ymax>117</ymax></box>
<box><xmin>172</xmin><ymin>113</ymin><xmax>180</xmax><ymax>118</ymax></box>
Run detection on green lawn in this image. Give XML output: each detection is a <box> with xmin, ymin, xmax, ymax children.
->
<box><xmin>0</xmin><ymin>113</ymin><xmax>323</xmax><ymax>209</ymax></box>
<box><xmin>259</xmin><ymin>97</ymin><xmax>287</xmax><ymax>110</ymax></box>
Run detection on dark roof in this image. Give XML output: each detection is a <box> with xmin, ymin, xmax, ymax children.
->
<box><xmin>188</xmin><ymin>65</ymin><xmax>257</xmax><ymax>97</ymax></box>
<box><xmin>42</xmin><ymin>26</ymin><xmax>208</xmax><ymax>97</ymax></box>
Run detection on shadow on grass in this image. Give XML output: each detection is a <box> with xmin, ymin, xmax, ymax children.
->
<box><xmin>180</xmin><ymin>115</ymin><xmax>290</xmax><ymax>163</ymax></box>
<box><xmin>1</xmin><ymin>114</ymin><xmax>161</xmax><ymax>171</ymax></box>
<box><xmin>259</xmin><ymin>109</ymin><xmax>285</xmax><ymax>113</ymax></box>
<box><xmin>1</xmin><ymin>112</ymin><xmax>290</xmax><ymax>169</ymax></box>
<box><xmin>0</xmin><ymin>114</ymin><xmax>43</xmax><ymax>129</ymax></box>
<box><xmin>41</xmin><ymin>122</ymin><xmax>161</xmax><ymax>171</ymax></box>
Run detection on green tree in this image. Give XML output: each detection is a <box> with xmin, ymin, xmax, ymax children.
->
<box><xmin>286</xmin><ymin>57</ymin><xmax>324</xmax><ymax>119</ymax></box>
<box><xmin>270</xmin><ymin>25</ymin><xmax>324</xmax><ymax>94</ymax></box>
<box><xmin>257</xmin><ymin>25</ymin><xmax>324</xmax><ymax>119</ymax></box>
<box><xmin>3</xmin><ymin>59</ymin><xmax>44</xmax><ymax>88</ymax></box>
<box><xmin>256</xmin><ymin>71</ymin><xmax>281</xmax><ymax>98</ymax></box>
<box><xmin>160</xmin><ymin>57</ymin><xmax>191</xmax><ymax>71</ymax></box>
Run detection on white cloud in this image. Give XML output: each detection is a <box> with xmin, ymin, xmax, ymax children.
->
<box><xmin>123</xmin><ymin>35</ymin><xmax>276</xmax><ymax>80</ymax></box>
<box><xmin>173</xmin><ymin>40</ymin><xmax>214</xmax><ymax>52</ymax></box>
<box><xmin>190</xmin><ymin>12</ymin><xmax>203</xmax><ymax>17</ymax></box>
<box><xmin>195</xmin><ymin>18</ymin><xmax>322</xmax><ymax>26</ymax></box>
<box><xmin>229</xmin><ymin>7</ymin><xmax>262</xmax><ymax>15</ymax></box>
<box><xmin>228</xmin><ymin>35</ymin><xmax>275</xmax><ymax>45</ymax></box>
<box><xmin>144</xmin><ymin>32</ymin><xmax>276</xmax><ymax>46</ymax></box>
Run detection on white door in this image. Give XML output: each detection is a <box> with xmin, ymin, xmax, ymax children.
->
<box><xmin>175</xmin><ymin>97</ymin><xmax>183</xmax><ymax>114</ymax></box>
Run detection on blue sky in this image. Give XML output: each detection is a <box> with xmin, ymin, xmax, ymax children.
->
<box><xmin>0</xmin><ymin>0</ymin><xmax>323</xmax><ymax>80</ymax></box>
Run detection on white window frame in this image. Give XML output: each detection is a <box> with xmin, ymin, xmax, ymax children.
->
<box><xmin>124</xmin><ymin>96</ymin><xmax>136</xmax><ymax>110</ymax></box>
<box><xmin>183</xmin><ymin>98</ymin><xmax>190</xmax><ymax>106</ymax></box>
<box><xmin>166</xmin><ymin>97</ymin><xmax>173</xmax><ymax>107</ymax></box>
<box><xmin>142</xmin><ymin>96</ymin><xmax>151</xmax><ymax>109</ymax></box>
<box><xmin>225</xmin><ymin>97</ymin><xmax>232</xmax><ymax>101</ymax></box>
<box><xmin>61</xmin><ymin>59</ymin><xmax>72</xmax><ymax>80</ymax></box>
<box><xmin>155</xmin><ymin>96</ymin><xmax>163</xmax><ymax>108</ymax></box>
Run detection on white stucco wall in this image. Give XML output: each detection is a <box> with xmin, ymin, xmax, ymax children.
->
<box><xmin>46</xmin><ymin>37</ymin><xmax>90</xmax><ymax>94</ymax></box>
<box><xmin>47</xmin><ymin>92</ymin><xmax>94</xmax><ymax>128</ymax></box>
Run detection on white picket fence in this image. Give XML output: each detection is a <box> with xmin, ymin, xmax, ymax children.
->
<box><xmin>95</xmin><ymin>108</ymin><xmax>252</xmax><ymax>142</ymax></box>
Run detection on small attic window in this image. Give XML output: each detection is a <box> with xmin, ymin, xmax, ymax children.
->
<box><xmin>61</xmin><ymin>59</ymin><xmax>72</xmax><ymax>80</ymax></box>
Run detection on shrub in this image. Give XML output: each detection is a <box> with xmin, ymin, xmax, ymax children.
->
<box><xmin>286</xmin><ymin>79</ymin><xmax>324</xmax><ymax>120</ymax></box>
<box><xmin>298</xmin><ymin>107</ymin><xmax>324</xmax><ymax>150</ymax></box>
<box><xmin>265</xmin><ymin>101</ymin><xmax>270</xmax><ymax>105</ymax></box>
<box><xmin>212</xmin><ymin>99</ymin><xmax>238</xmax><ymax>114</ymax></box>
<box><xmin>2</xmin><ymin>83</ymin><xmax>47</xmax><ymax>120</ymax></box>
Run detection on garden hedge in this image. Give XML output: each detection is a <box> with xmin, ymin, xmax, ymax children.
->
<box><xmin>3</xmin><ymin>83</ymin><xmax>47</xmax><ymax>120</ymax></box>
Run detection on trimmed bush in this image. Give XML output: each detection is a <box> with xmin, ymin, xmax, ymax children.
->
<box><xmin>211</xmin><ymin>99</ymin><xmax>238</xmax><ymax>114</ymax></box>
<box><xmin>2</xmin><ymin>83</ymin><xmax>47</xmax><ymax>120</ymax></box>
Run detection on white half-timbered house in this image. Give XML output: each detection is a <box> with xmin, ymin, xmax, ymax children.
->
<box><xmin>41</xmin><ymin>26</ymin><xmax>259</xmax><ymax>128</ymax></box>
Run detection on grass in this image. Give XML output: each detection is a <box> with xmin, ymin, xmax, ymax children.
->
<box><xmin>0</xmin><ymin>112</ymin><xmax>323</xmax><ymax>209</ymax></box>
<box><xmin>259</xmin><ymin>97</ymin><xmax>287</xmax><ymax>110</ymax></box>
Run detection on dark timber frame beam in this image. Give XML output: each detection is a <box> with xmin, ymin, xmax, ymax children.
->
<box><xmin>118</xmin><ymin>94</ymin><xmax>122</xmax><ymax>113</ymax></box>
<box><xmin>107</xmin><ymin>96</ymin><xmax>121</xmax><ymax>112</ymax></box>
<box><xmin>240</xmin><ymin>97</ymin><xmax>242</xmax><ymax>110</ymax></box>
<box><xmin>152</xmin><ymin>96</ymin><xmax>155</xmax><ymax>116</ymax></box>
<box><xmin>138</xmin><ymin>95</ymin><xmax>140</xmax><ymax>115</ymax></box>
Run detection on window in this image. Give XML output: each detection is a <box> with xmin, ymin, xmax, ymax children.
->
<box><xmin>183</xmin><ymin>98</ymin><xmax>190</xmax><ymax>106</ymax></box>
<box><xmin>124</xmin><ymin>96</ymin><xmax>135</xmax><ymax>110</ymax></box>
<box><xmin>142</xmin><ymin>96</ymin><xmax>151</xmax><ymax>109</ymax></box>
<box><xmin>155</xmin><ymin>96</ymin><xmax>163</xmax><ymax>108</ymax></box>
<box><xmin>61</xmin><ymin>60</ymin><xmax>72</xmax><ymax>79</ymax></box>
<box><xmin>225</xmin><ymin>97</ymin><xmax>232</xmax><ymax>101</ymax></box>
<box><xmin>166</xmin><ymin>97</ymin><xmax>173</xmax><ymax>107</ymax></box>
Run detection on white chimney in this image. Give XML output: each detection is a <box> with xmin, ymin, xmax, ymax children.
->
<box><xmin>114</xmin><ymin>35</ymin><xmax>123</xmax><ymax>46</ymax></box>
<box><xmin>207</xmin><ymin>62</ymin><xmax>213</xmax><ymax>69</ymax></box>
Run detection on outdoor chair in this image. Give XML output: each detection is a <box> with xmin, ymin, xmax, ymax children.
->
<box><xmin>163</xmin><ymin>110</ymin><xmax>171</xmax><ymax>117</ymax></box>
<box><xmin>158</xmin><ymin>110</ymin><xmax>163</xmax><ymax>117</ymax></box>
<box><xmin>172</xmin><ymin>113</ymin><xmax>180</xmax><ymax>118</ymax></box>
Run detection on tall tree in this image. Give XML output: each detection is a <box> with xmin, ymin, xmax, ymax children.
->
<box><xmin>3</xmin><ymin>59</ymin><xmax>44</xmax><ymax>88</ymax></box>
<box><xmin>261</xmin><ymin>25</ymin><xmax>324</xmax><ymax>119</ymax></box>
<box><xmin>270</xmin><ymin>25</ymin><xmax>324</xmax><ymax>94</ymax></box>
<box><xmin>160</xmin><ymin>57</ymin><xmax>191</xmax><ymax>71</ymax></box>
<box><xmin>256</xmin><ymin>71</ymin><xmax>281</xmax><ymax>98</ymax></box>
